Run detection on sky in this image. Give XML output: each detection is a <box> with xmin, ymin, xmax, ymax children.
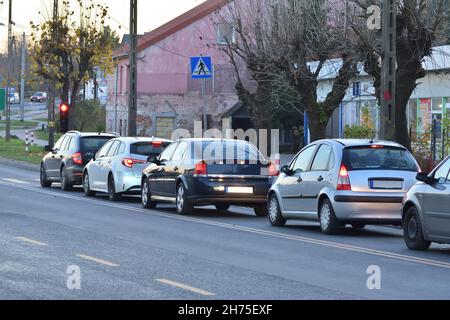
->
<box><xmin>0</xmin><ymin>0</ymin><xmax>206</xmax><ymax>51</ymax></box>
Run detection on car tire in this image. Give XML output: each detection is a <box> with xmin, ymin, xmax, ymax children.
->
<box><xmin>60</xmin><ymin>167</ymin><xmax>72</xmax><ymax>191</ymax></box>
<box><xmin>108</xmin><ymin>175</ymin><xmax>121</xmax><ymax>202</ymax></box>
<box><xmin>268</xmin><ymin>194</ymin><xmax>286</xmax><ymax>227</ymax></box>
<box><xmin>319</xmin><ymin>198</ymin><xmax>340</xmax><ymax>235</ymax></box>
<box><xmin>142</xmin><ymin>178</ymin><xmax>157</xmax><ymax>209</ymax></box>
<box><xmin>40</xmin><ymin>164</ymin><xmax>52</xmax><ymax>188</ymax></box>
<box><xmin>403</xmin><ymin>207</ymin><xmax>431</xmax><ymax>251</ymax></box>
<box><xmin>83</xmin><ymin>172</ymin><xmax>96</xmax><ymax>197</ymax></box>
<box><xmin>254</xmin><ymin>204</ymin><xmax>268</xmax><ymax>217</ymax></box>
<box><xmin>215</xmin><ymin>204</ymin><xmax>230</xmax><ymax>211</ymax></box>
<box><xmin>351</xmin><ymin>223</ymin><xmax>366</xmax><ymax>230</ymax></box>
<box><xmin>176</xmin><ymin>183</ymin><xmax>192</xmax><ymax>215</ymax></box>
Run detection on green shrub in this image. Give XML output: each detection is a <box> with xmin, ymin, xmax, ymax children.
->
<box><xmin>344</xmin><ymin>125</ymin><xmax>376</xmax><ymax>139</ymax></box>
<box><xmin>73</xmin><ymin>99</ymin><xmax>106</xmax><ymax>133</ymax></box>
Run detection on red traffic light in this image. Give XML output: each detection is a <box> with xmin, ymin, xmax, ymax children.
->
<box><xmin>60</xmin><ymin>103</ymin><xmax>69</xmax><ymax>113</ymax></box>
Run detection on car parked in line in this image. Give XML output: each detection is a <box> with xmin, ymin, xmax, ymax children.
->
<box><xmin>267</xmin><ymin>139</ymin><xmax>420</xmax><ymax>234</ymax></box>
<box><xmin>40</xmin><ymin>131</ymin><xmax>118</xmax><ymax>190</ymax></box>
<box><xmin>141</xmin><ymin>139</ymin><xmax>278</xmax><ymax>215</ymax></box>
<box><xmin>30</xmin><ymin>92</ymin><xmax>47</xmax><ymax>103</ymax></box>
<box><xmin>402</xmin><ymin>156</ymin><xmax>450</xmax><ymax>250</ymax></box>
<box><xmin>83</xmin><ymin>137</ymin><xmax>172</xmax><ymax>201</ymax></box>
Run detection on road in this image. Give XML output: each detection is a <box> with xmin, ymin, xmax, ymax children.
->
<box><xmin>1</xmin><ymin>164</ymin><xmax>450</xmax><ymax>300</ymax></box>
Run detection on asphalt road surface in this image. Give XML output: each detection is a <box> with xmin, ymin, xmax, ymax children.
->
<box><xmin>1</xmin><ymin>164</ymin><xmax>450</xmax><ymax>300</ymax></box>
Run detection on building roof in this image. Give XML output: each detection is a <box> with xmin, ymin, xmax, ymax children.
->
<box><xmin>312</xmin><ymin>45</ymin><xmax>450</xmax><ymax>81</ymax></box>
<box><xmin>114</xmin><ymin>0</ymin><xmax>229</xmax><ymax>59</ymax></box>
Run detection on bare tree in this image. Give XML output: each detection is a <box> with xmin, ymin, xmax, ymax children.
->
<box><xmin>353</xmin><ymin>0</ymin><xmax>449</xmax><ymax>150</ymax></box>
<box><xmin>218</xmin><ymin>0</ymin><xmax>360</xmax><ymax>141</ymax></box>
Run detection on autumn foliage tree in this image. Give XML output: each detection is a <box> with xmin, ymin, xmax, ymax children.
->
<box><xmin>30</xmin><ymin>0</ymin><xmax>115</xmax><ymax>130</ymax></box>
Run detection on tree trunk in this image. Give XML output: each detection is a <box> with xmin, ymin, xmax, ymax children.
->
<box><xmin>308</xmin><ymin>111</ymin><xmax>327</xmax><ymax>142</ymax></box>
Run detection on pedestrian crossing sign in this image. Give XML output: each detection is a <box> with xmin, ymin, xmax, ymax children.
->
<box><xmin>190</xmin><ymin>56</ymin><xmax>213</xmax><ymax>79</ymax></box>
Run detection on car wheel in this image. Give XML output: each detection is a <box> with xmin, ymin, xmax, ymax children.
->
<box><xmin>108</xmin><ymin>175</ymin><xmax>121</xmax><ymax>202</ymax></box>
<box><xmin>176</xmin><ymin>184</ymin><xmax>192</xmax><ymax>215</ymax></box>
<box><xmin>254</xmin><ymin>204</ymin><xmax>268</xmax><ymax>217</ymax></box>
<box><xmin>83</xmin><ymin>172</ymin><xmax>96</xmax><ymax>197</ymax></box>
<box><xmin>351</xmin><ymin>223</ymin><xmax>366</xmax><ymax>230</ymax></box>
<box><xmin>319</xmin><ymin>198</ymin><xmax>340</xmax><ymax>235</ymax></box>
<box><xmin>142</xmin><ymin>178</ymin><xmax>157</xmax><ymax>209</ymax></box>
<box><xmin>268</xmin><ymin>194</ymin><xmax>286</xmax><ymax>227</ymax></box>
<box><xmin>40</xmin><ymin>165</ymin><xmax>52</xmax><ymax>188</ymax></box>
<box><xmin>403</xmin><ymin>207</ymin><xmax>431</xmax><ymax>251</ymax></box>
<box><xmin>60</xmin><ymin>167</ymin><xmax>72</xmax><ymax>191</ymax></box>
<box><xmin>215</xmin><ymin>204</ymin><xmax>230</xmax><ymax>211</ymax></box>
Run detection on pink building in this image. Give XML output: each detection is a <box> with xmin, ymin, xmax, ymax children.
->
<box><xmin>106</xmin><ymin>0</ymin><xmax>243</xmax><ymax>138</ymax></box>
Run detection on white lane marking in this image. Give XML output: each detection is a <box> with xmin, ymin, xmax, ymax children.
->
<box><xmin>3</xmin><ymin>178</ymin><xmax>29</xmax><ymax>185</ymax></box>
<box><xmin>16</xmin><ymin>236</ymin><xmax>48</xmax><ymax>246</ymax></box>
<box><xmin>76</xmin><ymin>254</ymin><xmax>119</xmax><ymax>267</ymax></box>
<box><xmin>156</xmin><ymin>279</ymin><xmax>215</xmax><ymax>296</ymax></box>
<box><xmin>2</xmin><ymin>180</ymin><xmax>450</xmax><ymax>270</ymax></box>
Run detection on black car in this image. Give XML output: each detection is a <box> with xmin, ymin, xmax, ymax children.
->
<box><xmin>40</xmin><ymin>131</ymin><xmax>117</xmax><ymax>190</ymax></box>
<box><xmin>141</xmin><ymin>139</ymin><xmax>278</xmax><ymax>216</ymax></box>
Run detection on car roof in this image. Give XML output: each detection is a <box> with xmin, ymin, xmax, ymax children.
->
<box><xmin>65</xmin><ymin>131</ymin><xmax>118</xmax><ymax>138</ymax></box>
<box><xmin>114</xmin><ymin>136</ymin><xmax>173</xmax><ymax>144</ymax></box>
<box><xmin>315</xmin><ymin>139</ymin><xmax>405</xmax><ymax>149</ymax></box>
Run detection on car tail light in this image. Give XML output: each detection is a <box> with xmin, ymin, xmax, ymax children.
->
<box><xmin>151</xmin><ymin>141</ymin><xmax>163</xmax><ymax>147</ymax></box>
<box><xmin>268</xmin><ymin>161</ymin><xmax>280</xmax><ymax>177</ymax></box>
<box><xmin>72</xmin><ymin>152</ymin><xmax>83</xmax><ymax>165</ymax></box>
<box><xmin>194</xmin><ymin>161</ymin><xmax>207</xmax><ymax>175</ymax></box>
<box><xmin>337</xmin><ymin>164</ymin><xmax>352</xmax><ymax>191</ymax></box>
<box><xmin>122</xmin><ymin>158</ymin><xmax>145</xmax><ymax>168</ymax></box>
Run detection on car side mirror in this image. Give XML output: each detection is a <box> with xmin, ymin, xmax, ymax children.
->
<box><xmin>416</xmin><ymin>172</ymin><xmax>434</xmax><ymax>184</ymax></box>
<box><xmin>147</xmin><ymin>155</ymin><xmax>160</xmax><ymax>165</ymax></box>
<box><xmin>281</xmin><ymin>165</ymin><xmax>292</xmax><ymax>176</ymax></box>
<box><xmin>44</xmin><ymin>145</ymin><xmax>53</xmax><ymax>152</ymax></box>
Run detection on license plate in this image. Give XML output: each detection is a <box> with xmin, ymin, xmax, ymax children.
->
<box><xmin>370</xmin><ymin>180</ymin><xmax>402</xmax><ymax>189</ymax></box>
<box><xmin>226</xmin><ymin>187</ymin><xmax>254</xmax><ymax>194</ymax></box>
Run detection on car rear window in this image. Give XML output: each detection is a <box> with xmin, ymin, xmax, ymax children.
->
<box><xmin>80</xmin><ymin>137</ymin><xmax>113</xmax><ymax>153</ymax></box>
<box><xmin>343</xmin><ymin>146</ymin><xmax>418</xmax><ymax>172</ymax></box>
<box><xmin>190</xmin><ymin>141</ymin><xmax>264</xmax><ymax>162</ymax></box>
<box><xmin>131</xmin><ymin>142</ymin><xmax>171</xmax><ymax>156</ymax></box>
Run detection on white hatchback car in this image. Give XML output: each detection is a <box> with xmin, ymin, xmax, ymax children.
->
<box><xmin>83</xmin><ymin>137</ymin><xmax>172</xmax><ymax>201</ymax></box>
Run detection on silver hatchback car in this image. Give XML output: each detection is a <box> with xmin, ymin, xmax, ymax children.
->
<box><xmin>268</xmin><ymin>139</ymin><xmax>420</xmax><ymax>234</ymax></box>
<box><xmin>83</xmin><ymin>137</ymin><xmax>172</xmax><ymax>201</ymax></box>
<box><xmin>402</xmin><ymin>156</ymin><xmax>450</xmax><ymax>250</ymax></box>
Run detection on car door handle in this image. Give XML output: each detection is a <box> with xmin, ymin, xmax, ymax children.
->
<box><xmin>297</xmin><ymin>177</ymin><xmax>303</xmax><ymax>183</ymax></box>
<box><xmin>317</xmin><ymin>176</ymin><xmax>324</xmax><ymax>182</ymax></box>
<box><xmin>174</xmin><ymin>167</ymin><xmax>179</xmax><ymax>172</ymax></box>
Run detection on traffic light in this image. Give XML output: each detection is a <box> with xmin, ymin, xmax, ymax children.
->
<box><xmin>59</xmin><ymin>102</ymin><xmax>69</xmax><ymax>133</ymax></box>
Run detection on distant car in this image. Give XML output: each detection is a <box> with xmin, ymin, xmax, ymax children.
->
<box><xmin>82</xmin><ymin>137</ymin><xmax>172</xmax><ymax>201</ymax></box>
<box><xmin>9</xmin><ymin>93</ymin><xmax>20</xmax><ymax>104</ymax></box>
<box><xmin>402</xmin><ymin>156</ymin><xmax>450</xmax><ymax>250</ymax></box>
<box><xmin>267</xmin><ymin>139</ymin><xmax>420</xmax><ymax>234</ymax></box>
<box><xmin>30</xmin><ymin>92</ymin><xmax>47</xmax><ymax>103</ymax></box>
<box><xmin>40</xmin><ymin>131</ymin><xmax>117</xmax><ymax>190</ymax></box>
<box><xmin>141</xmin><ymin>139</ymin><xmax>277</xmax><ymax>215</ymax></box>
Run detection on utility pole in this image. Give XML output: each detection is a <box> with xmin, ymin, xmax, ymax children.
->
<box><xmin>128</xmin><ymin>0</ymin><xmax>138</xmax><ymax>136</ymax></box>
<box><xmin>48</xmin><ymin>0</ymin><xmax>58</xmax><ymax>147</ymax></box>
<box><xmin>5</xmin><ymin>0</ymin><xmax>12</xmax><ymax>142</ymax></box>
<box><xmin>380</xmin><ymin>0</ymin><xmax>397</xmax><ymax>141</ymax></box>
<box><xmin>20</xmin><ymin>32</ymin><xmax>25</xmax><ymax>123</ymax></box>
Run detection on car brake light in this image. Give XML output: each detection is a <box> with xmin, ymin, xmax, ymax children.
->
<box><xmin>370</xmin><ymin>145</ymin><xmax>384</xmax><ymax>149</ymax></box>
<box><xmin>122</xmin><ymin>158</ymin><xmax>145</xmax><ymax>168</ymax></box>
<box><xmin>268</xmin><ymin>161</ymin><xmax>280</xmax><ymax>177</ymax></box>
<box><xmin>72</xmin><ymin>152</ymin><xmax>83</xmax><ymax>165</ymax></box>
<box><xmin>194</xmin><ymin>162</ymin><xmax>207</xmax><ymax>175</ymax></box>
<box><xmin>151</xmin><ymin>141</ymin><xmax>163</xmax><ymax>147</ymax></box>
<box><xmin>337</xmin><ymin>164</ymin><xmax>352</xmax><ymax>191</ymax></box>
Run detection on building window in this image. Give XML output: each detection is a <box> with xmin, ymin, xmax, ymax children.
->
<box><xmin>119</xmin><ymin>66</ymin><xmax>124</xmax><ymax>94</ymax></box>
<box><xmin>352</xmin><ymin>82</ymin><xmax>361</xmax><ymax>97</ymax></box>
<box><xmin>216</xmin><ymin>23</ymin><xmax>236</xmax><ymax>45</ymax></box>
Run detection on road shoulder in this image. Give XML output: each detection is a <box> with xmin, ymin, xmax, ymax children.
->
<box><xmin>0</xmin><ymin>156</ymin><xmax>40</xmax><ymax>172</ymax></box>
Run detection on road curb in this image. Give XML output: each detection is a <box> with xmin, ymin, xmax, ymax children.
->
<box><xmin>0</xmin><ymin>156</ymin><xmax>40</xmax><ymax>172</ymax></box>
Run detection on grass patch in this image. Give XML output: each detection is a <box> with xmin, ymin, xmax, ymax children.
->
<box><xmin>0</xmin><ymin>120</ymin><xmax>38</xmax><ymax>130</ymax></box>
<box><xmin>33</xmin><ymin>129</ymin><xmax>62</xmax><ymax>142</ymax></box>
<box><xmin>0</xmin><ymin>137</ymin><xmax>45</xmax><ymax>165</ymax></box>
